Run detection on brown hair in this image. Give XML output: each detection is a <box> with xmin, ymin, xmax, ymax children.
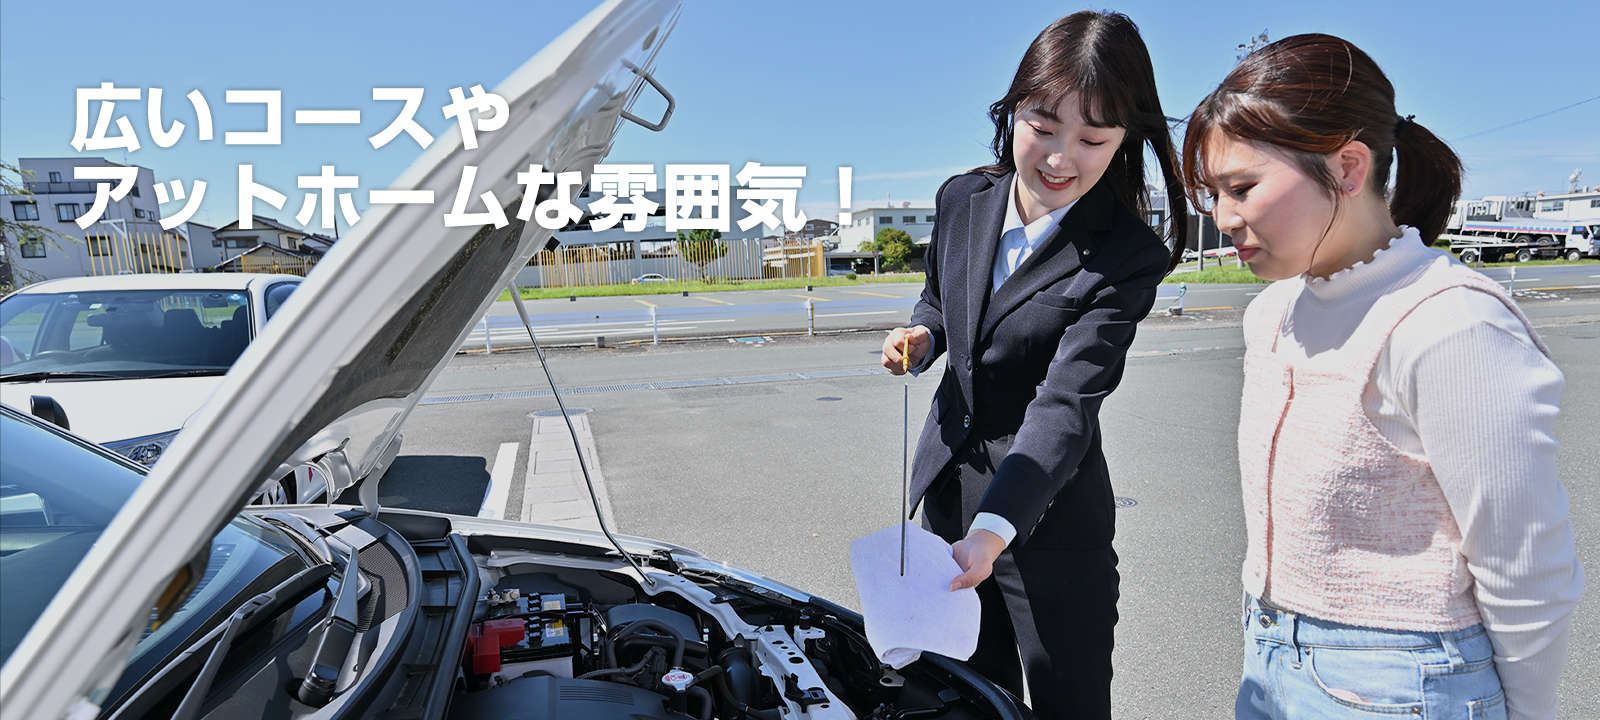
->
<box><xmin>978</xmin><ymin>10</ymin><xmax>1190</xmax><ymax>270</ymax></box>
<box><xmin>1181</xmin><ymin>34</ymin><xmax>1462</xmax><ymax>243</ymax></box>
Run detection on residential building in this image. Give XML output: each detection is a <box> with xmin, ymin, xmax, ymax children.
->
<box><xmin>210</xmin><ymin>215</ymin><xmax>335</xmax><ymax>258</ymax></box>
<box><xmin>782</xmin><ymin>218</ymin><xmax>837</xmax><ymax>241</ymax></box>
<box><xmin>1</xmin><ymin>157</ymin><xmax>197</xmax><ymax>282</ymax></box>
<box><xmin>206</xmin><ymin>215</ymin><xmax>336</xmax><ymax>276</ymax></box>
<box><xmin>183</xmin><ymin>222</ymin><xmax>224</xmax><ymax>269</ymax></box>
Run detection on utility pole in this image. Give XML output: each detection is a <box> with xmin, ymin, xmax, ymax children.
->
<box><xmin>1236</xmin><ymin>30</ymin><xmax>1269</xmax><ymax>64</ymax></box>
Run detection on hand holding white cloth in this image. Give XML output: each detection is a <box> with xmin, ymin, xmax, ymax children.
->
<box><xmin>849</xmin><ymin>522</ymin><xmax>981</xmax><ymax>669</ymax></box>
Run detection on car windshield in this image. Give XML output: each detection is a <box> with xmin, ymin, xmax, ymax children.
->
<box><xmin>0</xmin><ymin>407</ymin><xmax>145</xmax><ymax>664</ymax></box>
<box><xmin>0</xmin><ymin>288</ymin><xmax>253</xmax><ymax>379</ymax></box>
<box><xmin>104</xmin><ymin>515</ymin><xmax>305</xmax><ymax>708</ymax></box>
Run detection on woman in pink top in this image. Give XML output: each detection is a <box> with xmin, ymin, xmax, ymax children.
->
<box><xmin>1182</xmin><ymin>35</ymin><xmax>1584</xmax><ymax>720</ymax></box>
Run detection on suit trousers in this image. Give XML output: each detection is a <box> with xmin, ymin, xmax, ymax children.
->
<box><xmin>922</xmin><ymin>452</ymin><xmax>1120</xmax><ymax>720</ymax></box>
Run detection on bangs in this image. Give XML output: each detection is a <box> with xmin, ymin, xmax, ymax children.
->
<box><xmin>1017</xmin><ymin>51</ymin><xmax>1134</xmax><ymax>130</ymax></box>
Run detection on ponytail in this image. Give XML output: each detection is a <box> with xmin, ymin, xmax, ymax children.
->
<box><xmin>1390</xmin><ymin>117</ymin><xmax>1462</xmax><ymax>245</ymax></box>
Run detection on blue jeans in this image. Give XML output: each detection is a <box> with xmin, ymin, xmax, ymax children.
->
<box><xmin>1237</xmin><ymin>596</ymin><xmax>1506</xmax><ymax>719</ymax></box>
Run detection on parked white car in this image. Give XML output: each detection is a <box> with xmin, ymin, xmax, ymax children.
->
<box><xmin>0</xmin><ymin>272</ymin><xmax>391</xmax><ymax>503</ymax></box>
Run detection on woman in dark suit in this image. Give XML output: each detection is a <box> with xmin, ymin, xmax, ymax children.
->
<box><xmin>880</xmin><ymin>11</ymin><xmax>1188</xmax><ymax>720</ymax></box>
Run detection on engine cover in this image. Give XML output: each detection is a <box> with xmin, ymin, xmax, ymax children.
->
<box><xmin>445</xmin><ymin>675</ymin><xmax>677</xmax><ymax>720</ymax></box>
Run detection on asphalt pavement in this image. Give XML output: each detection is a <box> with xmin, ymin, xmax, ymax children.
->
<box><xmin>367</xmin><ymin>274</ymin><xmax>1600</xmax><ymax>718</ymax></box>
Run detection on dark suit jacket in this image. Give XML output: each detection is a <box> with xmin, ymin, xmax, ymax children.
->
<box><xmin>908</xmin><ymin>171</ymin><xmax>1170</xmax><ymax>550</ymax></box>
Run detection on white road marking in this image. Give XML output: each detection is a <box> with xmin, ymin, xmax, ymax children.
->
<box><xmin>478</xmin><ymin>442</ymin><xmax>520</xmax><ymax>519</ymax></box>
<box><xmin>816</xmin><ymin>310</ymin><xmax>901</xmax><ymax>318</ymax></box>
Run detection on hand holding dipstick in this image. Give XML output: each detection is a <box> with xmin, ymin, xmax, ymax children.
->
<box><xmin>882</xmin><ymin>326</ymin><xmax>931</xmax><ymax>375</ymax></box>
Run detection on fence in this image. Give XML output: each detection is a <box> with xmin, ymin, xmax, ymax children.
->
<box><xmin>514</xmin><ymin>237</ymin><xmax>823</xmax><ymax>288</ymax></box>
<box><xmin>218</xmin><ymin>253</ymin><xmax>317</xmax><ymax>277</ymax></box>
<box><xmin>86</xmin><ymin>229</ymin><xmax>190</xmax><ymax>276</ymax></box>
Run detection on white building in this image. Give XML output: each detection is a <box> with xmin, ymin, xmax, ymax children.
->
<box><xmin>2</xmin><ymin>158</ymin><xmax>201</xmax><ymax>282</ymax></box>
<box><xmin>839</xmin><ymin>201</ymin><xmax>936</xmax><ymax>251</ymax></box>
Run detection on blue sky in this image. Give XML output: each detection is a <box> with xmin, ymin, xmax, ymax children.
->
<box><xmin>3</xmin><ymin>0</ymin><xmax>1596</xmax><ymax>233</ymax></box>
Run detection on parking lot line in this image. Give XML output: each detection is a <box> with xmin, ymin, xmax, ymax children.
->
<box><xmin>789</xmin><ymin>294</ymin><xmax>833</xmax><ymax>301</ymax></box>
<box><xmin>635</xmin><ymin>299</ymin><xmax>657</xmax><ymax>307</ymax></box>
<box><xmin>845</xmin><ymin>290</ymin><xmax>900</xmax><ymax>298</ymax></box>
<box><xmin>478</xmin><ymin>442</ymin><xmax>520</xmax><ymax>520</ymax></box>
<box><xmin>695</xmin><ymin>296</ymin><xmax>733</xmax><ymax>305</ymax></box>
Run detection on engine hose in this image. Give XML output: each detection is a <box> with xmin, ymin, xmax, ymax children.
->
<box><xmin>686</xmin><ymin>686</ymin><xmax>714</xmax><ymax>720</ymax></box>
<box><xmin>714</xmin><ymin>670</ymin><xmax>782</xmax><ymax>720</ymax></box>
<box><xmin>578</xmin><ymin>647</ymin><xmax>655</xmax><ymax>680</ymax></box>
<box><xmin>690</xmin><ymin>664</ymin><xmax>723</xmax><ymax>688</ymax></box>
<box><xmin>607</xmin><ymin>619</ymin><xmax>686</xmax><ymax>669</ymax></box>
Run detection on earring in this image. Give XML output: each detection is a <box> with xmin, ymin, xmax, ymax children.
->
<box><xmin>1346</xmin><ymin>185</ymin><xmax>1356</xmax><ymax>193</ymax></box>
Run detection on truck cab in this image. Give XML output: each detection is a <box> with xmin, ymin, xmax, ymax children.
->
<box><xmin>1567</xmin><ymin>223</ymin><xmax>1600</xmax><ymax>260</ymax></box>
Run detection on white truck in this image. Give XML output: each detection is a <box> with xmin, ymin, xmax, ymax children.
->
<box><xmin>1442</xmin><ymin>196</ymin><xmax>1584</xmax><ymax>262</ymax></box>
<box><xmin>1565</xmin><ymin>221</ymin><xmax>1600</xmax><ymax>260</ymax></box>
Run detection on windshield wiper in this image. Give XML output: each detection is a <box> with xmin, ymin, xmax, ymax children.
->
<box><xmin>144</xmin><ymin>369</ymin><xmax>228</xmax><ymax>379</ymax></box>
<box><xmin>108</xmin><ymin>563</ymin><xmax>333</xmax><ymax>720</ymax></box>
<box><xmin>297</xmin><ymin>534</ymin><xmax>363</xmax><ymax>707</ymax></box>
<box><xmin>0</xmin><ymin>371</ymin><xmax>122</xmax><ymax>382</ymax></box>
<box><xmin>256</xmin><ymin>512</ymin><xmax>369</xmax><ymax>707</ymax></box>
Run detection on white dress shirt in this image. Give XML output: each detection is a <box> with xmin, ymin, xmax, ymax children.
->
<box><xmin>992</xmin><ymin>187</ymin><xmax>1078</xmax><ymax>291</ymax></box>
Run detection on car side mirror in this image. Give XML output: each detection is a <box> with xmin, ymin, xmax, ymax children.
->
<box><xmin>29</xmin><ymin>395</ymin><xmax>70</xmax><ymax>431</ymax></box>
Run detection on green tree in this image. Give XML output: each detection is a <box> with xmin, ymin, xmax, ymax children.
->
<box><xmin>871</xmin><ymin>227</ymin><xmax>916</xmax><ymax>271</ymax></box>
<box><xmin>1</xmin><ymin>162</ymin><xmax>80</xmax><ymax>291</ymax></box>
<box><xmin>675</xmin><ymin>228</ymin><xmax>727</xmax><ymax>281</ymax></box>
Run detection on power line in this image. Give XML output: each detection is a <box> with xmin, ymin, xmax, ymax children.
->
<box><xmin>1452</xmin><ymin>95</ymin><xmax>1600</xmax><ymax>141</ymax></box>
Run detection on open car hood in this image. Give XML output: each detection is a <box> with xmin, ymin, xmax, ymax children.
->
<box><xmin>0</xmin><ymin>1</ymin><xmax>681</xmax><ymax>715</ymax></box>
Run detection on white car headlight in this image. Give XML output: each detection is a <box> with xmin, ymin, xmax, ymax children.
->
<box><xmin>105</xmin><ymin>430</ymin><xmax>180</xmax><ymax>467</ymax></box>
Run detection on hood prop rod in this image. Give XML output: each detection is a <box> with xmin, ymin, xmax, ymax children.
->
<box><xmin>507</xmin><ymin>282</ymin><xmax>654</xmax><ymax>587</ymax></box>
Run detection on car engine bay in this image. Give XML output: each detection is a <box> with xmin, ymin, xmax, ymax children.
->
<box><xmin>450</xmin><ymin>542</ymin><xmax>1000</xmax><ymax>720</ymax></box>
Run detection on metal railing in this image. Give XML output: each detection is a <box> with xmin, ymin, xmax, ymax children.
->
<box><xmin>86</xmin><ymin>228</ymin><xmax>190</xmax><ymax>276</ymax></box>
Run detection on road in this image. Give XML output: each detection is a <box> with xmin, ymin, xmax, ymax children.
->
<box><xmin>460</xmin><ymin>262</ymin><xmax>1600</xmax><ymax>348</ymax></box>
<box><xmin>365</xmin><ymin>277</ymin><xmax>1600</xmax><ymax>718</ymax></box>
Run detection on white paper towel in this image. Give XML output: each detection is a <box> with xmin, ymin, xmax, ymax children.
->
<box><xmin>848</xmin><ymin>522</ymin><xmax>980</xmax><ymax>669</ymax></box>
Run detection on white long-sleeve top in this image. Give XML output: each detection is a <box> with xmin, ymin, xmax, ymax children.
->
<box><xmin>1265</xmin><ymin>228</ymin><xmax>1585</xmax><ymax>720</ymax></box>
